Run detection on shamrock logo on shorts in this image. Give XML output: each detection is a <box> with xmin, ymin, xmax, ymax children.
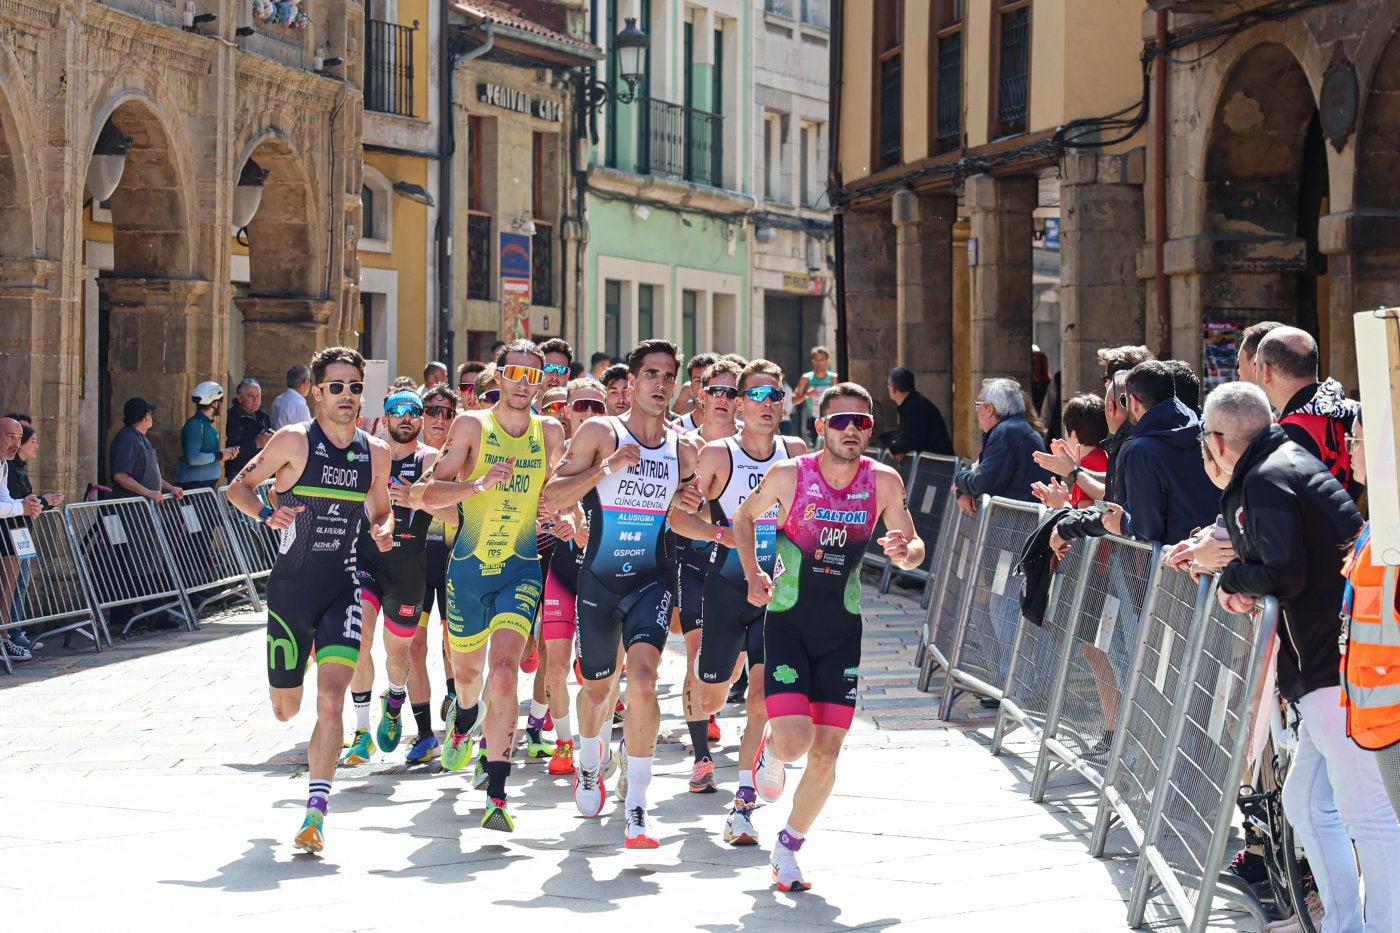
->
<box><xmin>772</xmin><ymin>665</ymin><xmax>799</xmax><ymax>685</ymax></box>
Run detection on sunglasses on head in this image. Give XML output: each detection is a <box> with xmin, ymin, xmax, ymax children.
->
<box><xmin>423</xmin><ymin>404</ymin><xmax>454</xmax><ymax>418</ymax></box>
<box><xmin>542</xmin><ymin>401</ymin><xmax>567</xmax><ymax>415</ymax></box>
<box><xmin>570</xmin><ymin>398</ymin><xmax>607</xmax><ymax>415</ymax></box>
<box><xmin>703</xmin><ymin>384</ymin><xmax>739</xmax><ymax>399</ymax></box>
<box><xmin>542</xmin><ymin>362</ymin><xmax>570</xmax><ymax>376</ymax></box>
<box><xmin>743</xmin><ymin>386</ymin><xmax>786</xmax><ymax>404</ymax></box>
<box><xmin>824</xmin><ymin>412</ymin><xmax>874</xmax><ymax>432</ymax></box>
<box><xmin>385</xmin><ymin>403</ymin><xmax>423</xmax><ymax>418</ymax></box>
<box><xmin>480</xmin><ymin>388</ymin><xmax>500</xmax><ymax>404</ymax></box>
<box><xmin>500</xmin><ymin>364</ymin><xmax>544</xmax><ymax>385</ymax></box>
<box><xmin>320</xmin><ymin>381</ymin><xmax>365</xmax><ymax>396</ymax></box>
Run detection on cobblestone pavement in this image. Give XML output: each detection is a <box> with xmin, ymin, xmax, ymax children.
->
<box><xmin>1</xmin><ymin>581</ymin><xmax>1250</xmax><ymax>930</ymax></box>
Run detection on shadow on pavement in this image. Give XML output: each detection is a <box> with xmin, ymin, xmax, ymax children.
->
<box><xmin>158</xmin><ymin>837</ymin><xmax>340</xmax><ymax>892</ymax></box>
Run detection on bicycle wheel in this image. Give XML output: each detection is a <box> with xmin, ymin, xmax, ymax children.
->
<box><xmin>1278</xmin><ymin>809</ymin><xmax>1317</xmax><ymax>933</ymax></box>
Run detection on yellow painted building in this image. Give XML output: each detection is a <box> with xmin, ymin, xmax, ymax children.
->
<box><xmin>830</xmin><ymin>0</ymin><xmax>1146</xmax><ymax>455</ymax></box>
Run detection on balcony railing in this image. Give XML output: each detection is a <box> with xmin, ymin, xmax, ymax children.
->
<box><xmin>365</xmin><ymin>18</ymin><xmax>416</xmax><ymax>118</ymax></box>
<box><xmin>467</xmin><ymin>211</ymin><xmax>492</xmax><ymax>300</ymax></box>
<box><xmin>935</xmin><ymin>33</ymin><xmax>962</xmax><ymax>147</ymax></box>
<box><xmin>640</xmin><ymin>98</ymin><xmax>723</xmax><ymax>188</ymax></box>
<box><xmin>995</xmin><ymin>8</ymin><xmax>1030</xmax><ymax>132</ymax></box>
<box><xmin>532</xmin><ymin>221</ymin><xmax>554</xmax><ymax>308</ymax></box>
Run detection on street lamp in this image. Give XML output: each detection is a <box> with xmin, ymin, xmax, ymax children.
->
<box><xmin>582</xmin><ymin>17</ymin><xmax>650</xmax><ymax>111</ymax></box>
<box><xmin>232</xmin><ymin>158</ymin><xmax>269</xmax><ymax>229</ymax></box>
<box><xmin>86</xmin><ymin>118</ymin><xmax>132</xmax><ymax>203</ymax></box>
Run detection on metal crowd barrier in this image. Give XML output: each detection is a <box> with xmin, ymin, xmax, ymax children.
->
<box><xmin>916</xmin><ymin>495</ymin><xmax>987</xmax><ymax>692</ymax></box>
<box><xmin>0</xmin><ymin>510</ymin><xmax>107</xmax><ymax>674</ymax></box>
<box><xmin>151</xmin><ymin>488</ymin><xmax>262</xmax><ymax>615</ymax></box>
<box><xmin>1126</xmin><ymin>585</ymin><xmax>1277</xmax><ymax>932</ymax></box>
<box><xmin>1030</xmin><ymin>535</ymin><xmax>1161</xmax><ymax>801</ymax></box>
<box><xmin>64</xmin><ymin>497</ymin><xmax>196</xmax><ymax>637</ymax></box>
<box><xmin>913</xmin><ymin>494</ymin><xmax>960</xmax><ymax>671</ymax></box>
<box><xmin>991</xmin><ymin>532</ymin><xmax>1090</xmax><ymax>755</ymax></box>
<box><xmin>937</xmin><ymin>497</ymin><xmax>1044</xmax><ymax>720</ymax></box>
<box><xmin>216</xmin><ymin>480</ymin><xmax>281</xmax><ymax>582</ymax></box>
<box><xmin>861</xmin><ymin>448</ymin><xmax>891</xmax><ymax>574</ymax></box>
<box><xmin>880</xmin><ymin>453</ymin><xmax>960</xmax><ymax>595</ymax></box>
<box><xmin>1090</xmin><ymin>566</ymin><xmax>1209</xmax><ymax>856</ymax></box>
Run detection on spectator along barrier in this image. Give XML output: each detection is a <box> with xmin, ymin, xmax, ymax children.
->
<box><xmin>915</xmin><ymin>496</ymin><xmax>1282</xmax><ymax>928</ymax></box>
<box><xmin>1</xmin><ymin>481</ymin><xmax>285</xmax><ymax>673</ymax></box>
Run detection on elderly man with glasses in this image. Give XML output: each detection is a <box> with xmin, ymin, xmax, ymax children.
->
<box><xmin>952</xmin><ymin>377</ymin><xmax>1051</xmax><ymax>515</ymax></box>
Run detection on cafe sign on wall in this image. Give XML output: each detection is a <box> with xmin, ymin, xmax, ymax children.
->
<box><xmin>477</xmin><ymin>83</ymin><xmax>563</xmax><ymax>122</ymax></box>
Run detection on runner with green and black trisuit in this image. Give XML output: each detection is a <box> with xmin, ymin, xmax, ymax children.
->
<box><xmin>730</xmin><ymin>381</ymin><xmax>922</xmax><ymax>891</ymax></box>
<box><xmin>226</xmin><ymin>346</ymin><xmax>394</xmax><ymax>855</ymax></box>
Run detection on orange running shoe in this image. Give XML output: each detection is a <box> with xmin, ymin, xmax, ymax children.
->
<box><xmin>707</xmin><ymin>714</ymin><xmax>721</xmax><ymax>742</ymax></box>
<box><xmin>548</xmin><ymin>739</ymin><xmax>576</xmax><ymax>775</ymax></box>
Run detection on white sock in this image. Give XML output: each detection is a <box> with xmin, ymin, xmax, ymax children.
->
<box><xmin>624</xmin><ymin>754</ymin><xmax>653</xmax><ymax>813</ymax></box>
<box><xmin>353</xmin><ymin>693</ymin><xmax>371</xmax><ymax>730</ymax></box>
<box><xmin>554</xmin><ymin>712</ymin><xmax>573</xmax><ymax>745</ymax></box>
<box><xmin>601</xmin><ymin>719</ymin><xmax>614</xmax><ymax>752</ymax></box>
<box><xmin>529</xmin><ymin>699</ymin><xmax>548</xmax><ymax>720</ymax></box>
<box><xmin>739</xmin><ymin>769</ymin><xmax>755</xmax><ymax>791</ymax></box>
<box><xmin>578</xmin><ymin>732</ymin><xmax>601</xmax><ymax>772</ymax></box>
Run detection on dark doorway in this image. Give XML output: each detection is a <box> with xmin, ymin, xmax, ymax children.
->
<box><xmin>764</xmin><ymin>293</ymin><xmax>823</xmax><ymax>388</ymax></box>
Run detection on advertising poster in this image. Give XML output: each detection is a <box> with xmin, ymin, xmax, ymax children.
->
<box><xmin>1202</xmin><ymin>319</ymin><xmax>1245</xmax><ymax>390</ymax></box>
<box><xmin>500</xmin><ymin>232</ymin><xmax>532</xmax><ymax>341</ymax></box>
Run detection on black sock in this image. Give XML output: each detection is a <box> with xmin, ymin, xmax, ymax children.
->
<box><xmin>412</xmin><ymin>702</ymin><xmax>432</xmax><ymax>738</ymax></box>
<box><xmin>456</xmin><ymin>704</ymin><xmax>480</xmax><ymax>734</ymax></box>
<box><xmin>446</xmin><ymin>677</ymin><xmax>456</xmax><ymax>695</ymax></box>
<box><xmin>687</xmin><ymin>719</ymin><xmax>711</xmax><ymax>763</ymax></box>
<box><xmin>485</xmin><ymin>760</ymin><xmax>511</xmax><ymax>800</ymax></box>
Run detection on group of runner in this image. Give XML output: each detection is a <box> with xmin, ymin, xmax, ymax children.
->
<box><xmin>226</xmin><ymin>338</ymin><xmax>925</xmax><ymax>892</ymax></box>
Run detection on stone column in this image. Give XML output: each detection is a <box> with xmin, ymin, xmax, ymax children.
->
<box><xmin>1059</xmin><ymin>149</ymin><xmax>1146</xmax><ymax>400</ymax></box>
<box><xmin>100</xmin><ymin>277</ymin><xmax>214</xmax><ymax>482</ymax></box>
<box><xmin>234</xmin><ymin>296</ymin><xmax>337</xmax><ymax>401</ymax></box>
<box><xmin>841</xmin><ymin>207</ymin><xmax>897</xmax><ymax>428</ymax></box>
<box><xmin>1319</xmin><ymin>210</ymin><xmax>1400</xmax><ymax>391</ymax></box>
<box><xmin>951</xmin><ymin>220</ymin><xmax>974</xmax><ymax>457</ymax></box>
<box><xmin>0</xmin><ymin>259</ymin><xmax>67</xmax><ymax>492</ymax></box>
<box><xmin>892</xmin><ymin>189</ymin><xmax>957</xmax><ymax>426</ymax></box>
<box><xmin>965</xmin><ymin>174</ymin><xmax>1037</xmax><ymax>401</ymax></box>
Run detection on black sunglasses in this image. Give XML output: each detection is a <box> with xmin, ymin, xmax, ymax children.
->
<box><xmin>703</xmin><ymin>385</ymin><xmax>739</xmax><ymax>399</ymax></box>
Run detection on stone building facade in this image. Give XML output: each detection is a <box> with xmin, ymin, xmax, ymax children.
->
<box><xmin>0</xmin><ymin>0</ymin><xmax>363</xmax><ymax>495</ymax></box>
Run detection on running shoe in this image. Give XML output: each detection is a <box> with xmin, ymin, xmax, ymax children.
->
<box><xmin>689</xmin><ymin>757</ymin><xmax>717</xmax><ymax>794</ymax></box>
<box><xmin>340</xmin><ymin>728</ymin><xmax>374</xmax><ymax>765</ymax></box>
<box><xmin>406</xmin><ymin>734</ymin><xmax>441</xmax><ymax>765</ymax></box>
<box><xmin>613</xmin><ymin>698</ymin><xmax>627</xmax><ymax>725</ymax></box>
<box><xmin>574</xmin><ymin>763</ymin><xmax>606</xmax><ymax>817</ymax></box>
<box><xmin>753</xmin><ymin>723</ymin><xmax>786</xmax><ymax>803</ymax></box>
<box><xmin>293</xmin><ymin>811</ymin><xmax>325</xmax><ymax>854</ymax></box>
<box><xmin>440</xmin><ymin>692</ymin><xmax>456</xmax><ymax>723</ymax></box>
<box><xmin>482</xmin><ymin>797</ymin><xmax>514</xmax><ymax>833</ymax></box>
<box><xmin>525</xmin><ymin>726</ymin><xmax>552</xmax><ymax>758</ymax></box>
<box><xmin>520</xmin><ymin>647</ymin><xmax>539</xmax><ymax>674</ymax></box>
<box><xmin>376</xmin><ymin>692</ymin><xmax>404</xmax><ymax>753</ymax></box>
<box><xmin>624</xmin><ymin>806</ymin><xmax>659</xmax><ymax>849</ymax></box>
<box><xmin>548</xmin><ymin>740</ymin><xmax>576</xmax><ymax>775</ymax></box>
<box><xmin>471</xmin><ymin>748</ymin><xmax>490</xmax><ymax>790</ymax></box>
<box><xmin>707</xmin><ymin>714</ymin><xmax>721</xmax><ymax>743</ymax></box>
<box><xmin>723</xmin><ymin>802</ymin><xmax>759</xmax><ymax>846</ymax></box>
<box><xmin>771</xmin><ymin>842</ymin><xmax>809</xmax><ymax>892</ymax></box>
<box><xmin>614</xmin><ymin>739</ymin><xmax>629</xmax><ymax>802</ymax></box>
<box><xmin>601</xmin><ymin>743</ymin><xmax>618</xmax><ymax>781</ymax></box>
<box><xmin>440</xmin><ymin>698</ymin><xmax>484</xmax><ymax>772</ymax></box>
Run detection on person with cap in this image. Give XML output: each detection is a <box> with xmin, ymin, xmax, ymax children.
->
<box><xmin>178</xmin><ymin>382</ymin><xmax>239</xmax><ymax>491</ymax></box>
<box><xmin>110</xmin><ymin>397</ymin><xmax>183</xmax><ymax>503</ymax></box>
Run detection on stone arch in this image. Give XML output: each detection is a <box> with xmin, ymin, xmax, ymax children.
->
<box><xmin>1356</xmin><ymin>28</ymin><xmax>1400</xmax><ymax>210</ymax></box>
<box><xmin>87</xmin><ymin>80</ymin><xmax>197</xmax><ymax>278</ymax></box>
<box><xmin>0</xmin><ymin>44</ymin><xmax>37</xmax><ymax>259</ymax></box>
<box><xmin>1204</xmin><ymin>42</ymin><xmax>1318</xmax><ymax>238</ymax></box>
<box><xmin>236</xmin><ymin>125</ymin><xmax>323</xmax><ymax>297</ymax></box>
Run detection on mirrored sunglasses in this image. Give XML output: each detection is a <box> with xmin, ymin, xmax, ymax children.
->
<box><xmin>570</xmin><ymin>398</ymin><xmax>607</xmax><ymax>415</ymax></box>
<box><xmin>500</xmin><ymin>364</ymin><xmax>544</xmax><ymax>385</ymax></box>
<box><xmin>480</xmin><ymin>388</ymin><xmax>501</xmax><ymax>403</ymax></box>
<box><xmin>703</xmin><ymin>385</ymin><xmax>739</xmax><ymax>399</ymax></box>
<box><xmin>385</xmin><ymin>403</ymin><xmax>423</xmax><ymax>418</ymax></box>
<box><xmin>743</xmin><ymin>386</ymin><xmax>786</xmax><ymax>404</ymax></box>
<box><xmin>542</xmin><ymin>362</ymin><xmax>571</xmax><ymax>376</ymax></box>
<box><xmin>423</xmin><ymin>404</ymin><xmax>455</xmax><ymax>418</ymax></box>
<box><xmin>824</xmin><ymin>412</ymin><xmax>874</xmax><ymax>432</ymax></box>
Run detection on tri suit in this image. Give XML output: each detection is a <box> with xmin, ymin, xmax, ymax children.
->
<box><xmin>695</xmin><ymin>435</ymin><xmax>794</xmax><ymax>682</ymax></box>
<box><xmin>265</xmin><ymin>421</ymin><xmax>373</xmax><ymax>690</ymax></box>
<box><xmin>763</xmin><ymin>452</ymin><xmax>878</xmax><ymax>730</ymax></box>
<box><xmin>356</xmin><ymin>444</ymin><xmax>436</xmax><ymax>639</ymax></box>
<box><xmin>444</xmin><ymin>410</ymin><xmax>547</xmax><ymax>653</ymax></box>
<box><xmin>576</xmin><ymin>416</ymin><xmax>680</xmax><ymax>680</ymax></box>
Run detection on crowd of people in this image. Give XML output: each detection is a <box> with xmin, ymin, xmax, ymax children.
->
<box><xmin>211</xmin><ymin>337</ymin><xmax>921</xmax><ymax>895</ymax></box>
<box><xmin>952</xmin><ymin>326</ymin><xmax>1398</xmax><ymax>933</ymax></box>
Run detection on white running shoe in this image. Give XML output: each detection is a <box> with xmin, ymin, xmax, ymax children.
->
<box><xmin>723</xmin><ymin>804</ymin><xmax>759</xmax><ymax>846</ymax></box>
<box><xmin>770</xmin><ymin>842</ymin><xmax>809</xmax><ymax>892</ymax></box>
<box><xmin>573</xmin><ymin>764</ymin><xmax>606</xmax><ymax>818</ymax></box>
<box><xmin>753</xmin><ymin>724</ymin><xmax>786</xmax><ymax>803</ymax></box>
<box><xmin>624</xmin><ymin>805</ymin><xmax>658</xmax><ymax>849</ymax></box>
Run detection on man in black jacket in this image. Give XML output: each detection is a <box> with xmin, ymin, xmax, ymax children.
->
<box><xmin>1207</xmin><ymin>382</ymin><xmax>1397</xmax><ymax>930</ymax></box>
<box><xmin>953</xmin><ymin>377</ymin><xmax>1049</xmax><ymax>513</ymax></box>
<box><xmin>880</xmin><ymin>367</ymin><xmax>952</xmax><ymax>457</ymax></box>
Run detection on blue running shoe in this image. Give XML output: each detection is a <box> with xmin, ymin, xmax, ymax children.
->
<box><xmin>406</xmin><ymin>734</ymin><xmax>441</xmax><ymax>764</ymax></box>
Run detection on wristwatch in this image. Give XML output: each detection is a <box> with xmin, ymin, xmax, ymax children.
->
<box><xmin>1067</xmin><ymin>466</ymin><xmax>1082</xmax><ymax>483</ymax></box>
<box><xmin>258</xmin><ymin>505</ymin><xmax>274</xmax><ymax>523</ymax></box>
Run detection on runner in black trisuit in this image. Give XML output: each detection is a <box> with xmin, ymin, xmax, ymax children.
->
<box><xmin>227</xmin><ymin>346</ymin><xmax>394</xmax><ymax>854</ymax></box>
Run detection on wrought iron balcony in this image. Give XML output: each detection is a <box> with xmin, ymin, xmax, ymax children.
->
<box><xmin>935</xmin><ymin>32</ymin><xmax>962</xmax><ymax>148</ymax></box>
<box><xmin>639</xmin><ymin>98</ymin><xmax>723</xmax><ymax>188</ymax></box>
<box><xmin>365</xmin><ymin>18</ymin><xmax>417</xmax><ymax>118</ymax></box>
<box><xmin>995</xmin><ymin>7</ymin><xmax>1030</xmax><ymax>133</ymax></box>
<box><xmin>532</xmin><ymin>221</ymin><xmax>554</xmax><ymax>308</ymax></box>
<box><xmin>467</xmin><ymin>211</ymin><xmax>492</xmax><ymax>301</ymax></box>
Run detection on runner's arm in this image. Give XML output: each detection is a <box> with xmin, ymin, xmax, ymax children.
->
<box><xmin>225</xmin><ymin>428</ymin><xmax>297</xmax><ymax>520</ymax></box>
<box><xmin>875</xmin><ymin>464</ymin><xmax>925</xmax><ymax>570</ymax></box>
<box><xmin>541</xmin><ymin>419</ymin><xmax>616</xmax><ymax>511</ymax></box>
<box><xmin>366</xmin><ymin>439</ymin><xmax>394</xmax><ymax>549</ymax></box>
<box><xmin>416</xmin><ymin>450</ymin><xmax>463</xmax><ymax>525</ymax></box>
<box><xmin>412</xmin><ymin>414</ymin><xmax>490</xmax><ymax>510</ymax></box>
<box><xmin>666</xmin><ymin>442</ymin><xmax>726</xmax><ymax>542</ymax></box>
